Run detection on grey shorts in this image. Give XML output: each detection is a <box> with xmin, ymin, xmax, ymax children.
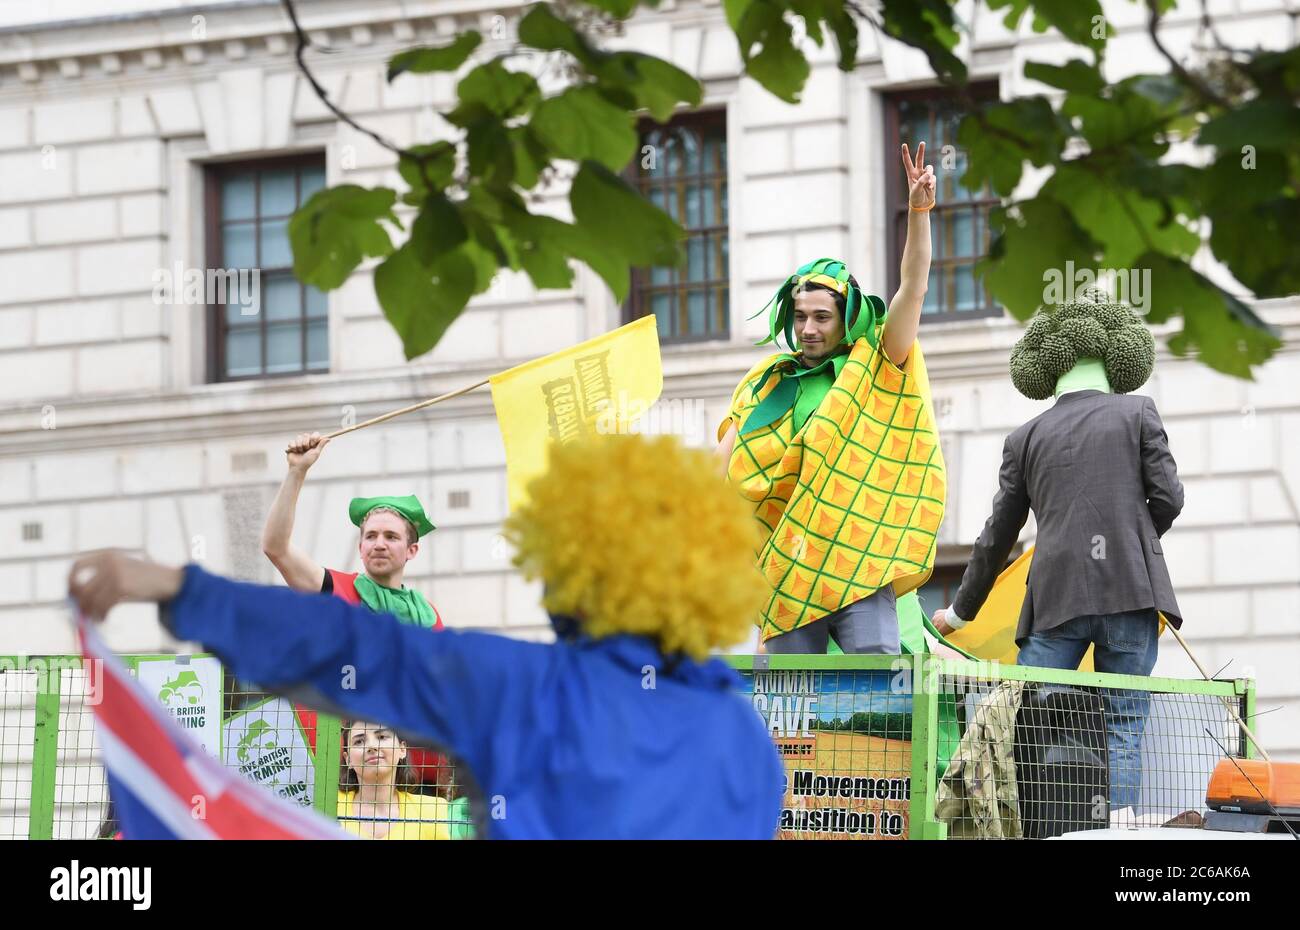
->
<box><xmin>765</xmin><ymin>585</ymin><xmax>900</xmax><ymax>655</ymax></box>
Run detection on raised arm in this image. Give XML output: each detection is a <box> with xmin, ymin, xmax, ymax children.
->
<box><xmin>261</xmin><ymin>432</ymin><xmax>328</xmax><ymax>591</ymax></box>
<box><xmin>882</xmin><ymin>142</ymin><xmax>935</xmax><ymax>368</ymax></box>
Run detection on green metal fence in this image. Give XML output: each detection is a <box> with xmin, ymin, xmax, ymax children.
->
<box><xmin>1</xmin><ymin>652</ymin><xmax>1251</xmax><ymax>840</ymax></box>
<box><xmin>727</xmin><ymin>654</ymin><xmax>1253</xmax><ymax>840</ymax></box>
<box><xmin>0</xmin><ymin>654</ymin><xmax>471</xmax><ymax>840</ymax></box>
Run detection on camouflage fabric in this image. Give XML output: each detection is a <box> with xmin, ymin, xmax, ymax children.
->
<box><xmin>934</xmin><ymin>679</ymin><xmax>1025</xmax><ymax>839</ymax></box>
<box><xmin>720</xmin><ymin>330</ymin><xmax>947</xmax><ymax>643</ymax></box>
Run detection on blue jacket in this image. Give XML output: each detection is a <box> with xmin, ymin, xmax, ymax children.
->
<box><xmin>163</xmin><ymin>564</ymin><xmax>784</xmax><ymax>839</ymax></box>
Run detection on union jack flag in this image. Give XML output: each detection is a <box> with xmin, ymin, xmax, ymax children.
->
<box><xmin>79</xmin><ymin>617</ymin><xmax>347</xmax><ymax>840</ymax></box>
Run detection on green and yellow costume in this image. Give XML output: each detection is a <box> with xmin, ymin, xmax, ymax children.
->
<box><xmin>719</xmin><ymin>259</ymin><xmax>948</xmax><ymax>644</ymax></box>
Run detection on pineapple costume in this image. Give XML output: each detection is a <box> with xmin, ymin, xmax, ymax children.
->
<box><xmin>719</xmin><ymin>259</ymin><xmax>947</xmax><ymax>645</ymax></box>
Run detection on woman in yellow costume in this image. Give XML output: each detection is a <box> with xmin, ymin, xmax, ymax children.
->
<box><xmin>716</xmin><ymin>142</ymin><xmax>945</xmax><ymax>654</ymax></box>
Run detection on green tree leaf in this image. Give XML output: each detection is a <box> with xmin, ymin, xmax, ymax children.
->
<box><xmin>506</xmin><ymin>126</ymin><xmax>550</xmax><ymax>189</ymax></box>
<box><xmin>1208</xmin><ymin>196</ymin><xmax>1300</xmax><ymax>298</ymax></box>
<box><xmin>289</xmin><ymin>185</ymin><xmax>400</xmax><ymax>290</ymax></box>
<box><xmin>518</xmin><ymin>4</ymin><xmax>602</xmax><ymax>68</ymax></box>
<box><xmin>1042</xmin><ymin>164</ymin><xmax>1199</xmax><ymax>269</ymax></box>
<box><xmin>397</xmin><ymin>142</ymin><xmax>456</xmax><ymax>196</ymax></box>
<box><xmin>409</xmin><ymin>194</ymin><xmax>467</xmax><ymax>266</ymax></box>
<box><xmin>610</xmin><ymin>54</ymin><xmax>703</xmax><ymax>121</ymax></box>
<box><xmin>978</xmin><ymin>198</ymin><xmax>1101</xmax><ymax>319</ymax></box>
<box><xmin>569</xmin><ymin>161</ymin><xmax>686</xmax><ymax>298</ymax></box>
<box><xmin>958</xmin><ymin>97</ymin><xmax>1066</xmax><ymax>196</ymax></box>
<box><xmin>374</xmin><ymin>242</ymin><xmax>476</xmax><ymax>359</ymax></box>
<box><xmin>1024</xmin><ymin>59</ymin><xmax>1104</xmax><ymax>94</ymax></box>
<box><xmin>1061</xmin><ymin>90</ymin><xmax>1169</xmax><ymax>156</ymax></box>
<box><xmin>375</xmin><ymin>235</ymin><xmax>499</xmax><ymax>360</ymax></box>
<box><xmin>387</xmin><ymin>33</ymin><xmax>482</xmax><ymax>81</ymax></box>
<box><xmin>879</xmin><ymin>0</ymin><xmax>966</xmax><ymax>83</ymax></box>
<box><xmin>466</xmin><ymin>119</ymin><xmax>516</xmax><ymax>186</ymax></box>
<box><xmin>532</xmin><ymin>86</ymin><xmax>638</xmax><ymax>170</ymax></box>
<box><xmin>1198</xmin><ymin>99</ymin><xmax>1300</xmax><ymax>150</ymax></box>
<box><xmin>447</xmin><ymin>61</ymin><xmax>541</xmax><ymax>125</ymax></box>
<box><xmin>730</xmin><ymin>0</ymin><xmax>809</xmax><ymax>103</ymax></box>
<box><xmin>1141</xmin><ymin>252</ymin><xmax>1281</xmax><ymax>377</ymax></box>
<box><xmin>1022</xmin><ymin>0</ymin><xmax>1107</xmax><ymax>52</ymax></box>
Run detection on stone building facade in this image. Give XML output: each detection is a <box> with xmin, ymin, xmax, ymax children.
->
<box><xmin>0</xmin><ymin>0</ymin><xmax>1296</xmax><ymax>814</ymax></box>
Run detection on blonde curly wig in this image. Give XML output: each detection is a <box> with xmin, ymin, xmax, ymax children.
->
<box><xmin>503</xmin><ymin>433</ymin><xmax>767</xmax><ymax>661</ymax></box>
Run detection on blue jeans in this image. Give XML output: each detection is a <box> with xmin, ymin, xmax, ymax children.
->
<box><xmin>1016</xmin><ymin>609</ymin><xmax>1159</xmax><ymax>812</ymax></box>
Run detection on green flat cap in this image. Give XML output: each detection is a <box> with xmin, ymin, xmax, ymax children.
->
<box><xmin>348</xmin><ymin>495</ymin><xmax>436</xmax><ymax>539</ymax></box>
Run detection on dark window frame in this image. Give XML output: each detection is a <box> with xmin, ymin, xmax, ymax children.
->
<box><xmin>204</xmin><ymin>152</ymin><xmax>328</xmax><ymax>383</ymax></box>
<box><xmin>884</xmin><ymin>84</ymin><xmax>1003</xmax><ymax>323</ymax></box>
<box><xmin>624</xmin><ymin>108</ymin><xmax>730</xmax><ymax>345</ymax></box>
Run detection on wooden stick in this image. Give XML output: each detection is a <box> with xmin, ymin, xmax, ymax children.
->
<box><xmin>282</xmin><ymin>378</ymin><xmax>492</xmax><ymax>450</ymax></box>
<box><xmin>1168</xmin><ymin>623</ymin><xmax>1271</xmax><ymax>762</ymax></box>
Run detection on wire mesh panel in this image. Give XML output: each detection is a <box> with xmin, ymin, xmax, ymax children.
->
<box><xmin>224</xmin><ymin>675</ymin><xmax>319</xmax><ymax>811</ymax></box>
<box><xmin>930</xmin><ymin>660</ymin><xmax>1243</xmax><ymax>839</ymax></box>
<box><xmin>55</xmin><ymin>663</ymin><xmax>110</xmax><ymax>839</ymax></box>
<box><xmin>738</xmin><ymin>660</ymin><xmax>914</xmax><ymax>840</ymax></box>
<box><xmin>0</xmin><ymin>662</ymin><xmax>37</xmax><ymax>841</ymax></box>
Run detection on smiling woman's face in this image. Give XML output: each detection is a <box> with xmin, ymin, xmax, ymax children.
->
<box><xmin>793</xmin><ymin>288</ymin><xmax>845</xmax><ymax>363</ymax></box>
<box><xmin>346</xmin><ymin>721</ymin><xmax>406</xmax><ymax>785</ymax></box>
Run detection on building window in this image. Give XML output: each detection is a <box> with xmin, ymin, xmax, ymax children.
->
<box><xmin>626</xmin><ymin>110</ymin><xmax>729</xmax><ymax>343</ymax></box>
<box><xmin>206</xmin><ymin>155</ymin><xmax>329</xmax><ymax>381</ymax></box>
<box><xmin>885</xmin><ymin>86</ymin><xmax>1002</xmax><ymax>321</ymax></box>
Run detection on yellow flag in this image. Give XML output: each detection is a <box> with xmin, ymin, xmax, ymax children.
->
<box><xmin>944</xmin><ymin>546</ymin><xmax>1166</xmax><ymax>670</ymax></box>
<box><xmin>490</xmin><ymin>315</ymin><xmax>663</xmax><ymax>510</ymax></box>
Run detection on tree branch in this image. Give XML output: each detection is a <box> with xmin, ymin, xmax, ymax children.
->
<box><xmin>280</xmin><ymin>0</ymin><xmax>407</xmax><ymax>157</ymax></box>
<box><xmin>1144</xmin><ymin>0</ymin><xmax>1231</xmax><ymax>110</ymax></box>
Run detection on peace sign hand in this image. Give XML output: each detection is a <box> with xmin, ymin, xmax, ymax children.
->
<box><xmin>902</xmin><ymin>142</ymin><xmax>936</xmax><ymax>210</ymax></box>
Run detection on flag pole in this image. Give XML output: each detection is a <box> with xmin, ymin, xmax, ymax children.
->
<box><xmin>1167</xmin><ymin>623</ymin><xmax>1271</xmax><ymax>762</ymax></box>
<box><xmin>308</xmin><ymin>377</ymin><xmax>491</xmax><ymax>445</ymax></box>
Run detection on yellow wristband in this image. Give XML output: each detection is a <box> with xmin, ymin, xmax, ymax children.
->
<box><xmin>910</xmin><ymin>200</ymin><xmax>935</xmax><ymax>213</ymax></box>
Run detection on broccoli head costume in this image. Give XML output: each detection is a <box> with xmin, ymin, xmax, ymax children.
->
<box><xmin>1010</xmin><ymin>287</ymin><xmax>1155</xmax><ymax>400</ymax></box>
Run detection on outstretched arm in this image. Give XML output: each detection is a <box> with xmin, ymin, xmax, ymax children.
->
<box><xmin>882</xmin><ymin>142</ymin><xmax>935</xmax><ymax>368</ymax></box>
<box><xmin>68</xmin><ymin>551</ymin><xmax>542</xmax><ymax>776</ymax></box>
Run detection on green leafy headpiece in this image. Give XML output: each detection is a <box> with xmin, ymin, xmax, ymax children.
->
<box><xmin>748</xmin><ymin>257</ymin><xmax>888</xmax><ymax>352</ymax></box>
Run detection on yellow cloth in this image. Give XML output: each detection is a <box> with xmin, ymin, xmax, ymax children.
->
<box><xmin>720</xmin><ymin>332</ymin><xmax>946</xmax><ymax>642</ymax></box>
<box><xmin>335</xmin><ymin>789</ymin><xmax>454</xmax><ymax>840</ymax></box>
<box><xmin>491</xmin><ymin>315</ymin><xmax>663</xmax><ymax>510</ymax></box>
<box><xmin>945</xmin><ymin>546</ymin><xmax>1168</xmax><ymax>669</ymax></box>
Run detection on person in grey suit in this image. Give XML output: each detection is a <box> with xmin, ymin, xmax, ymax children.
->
<box><xmin>932</xmin><ymin>287</ymin><xmax>1183</xmax><ymax>815</ymax></box>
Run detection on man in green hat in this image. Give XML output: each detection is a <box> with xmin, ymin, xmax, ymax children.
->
<box><xmin>260</xmin><ymin>431</ymin><xmax>442</xmax><ymax>629</ymax></box>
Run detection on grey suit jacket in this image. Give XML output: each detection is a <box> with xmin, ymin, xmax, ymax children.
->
<box><xmin>952</xmin><ymin>390</ymin><xmax>1184</xmax><ymax>643</ymax></box>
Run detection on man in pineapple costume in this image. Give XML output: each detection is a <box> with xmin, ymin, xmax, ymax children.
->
<box><xmin>717</xmin><ymin>143</ymin><xmax>944</xmax><ymax>654</ymax></box>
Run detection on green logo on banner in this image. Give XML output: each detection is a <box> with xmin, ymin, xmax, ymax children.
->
<box><xmin>236</xmin><ymin>719</ymin><xmax>279</xmax><ymax>765</ymax></box>
<box><xmin>158</xmin><ymin>670</ymin><xmax>206</xmax><ymax>730</ymax></box>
